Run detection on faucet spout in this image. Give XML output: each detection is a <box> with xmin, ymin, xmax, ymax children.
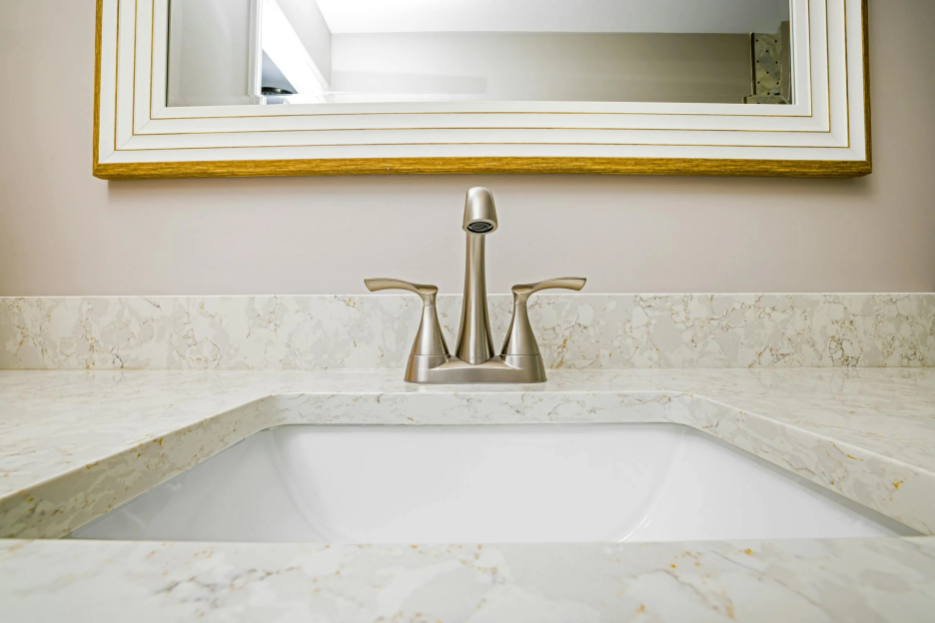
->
<box><xmin>457</xmin><ymin>233</ymin><xmax>495</xmax><ymax>364</ymax></box>
<box><xmin>455</xmin><ymin>187</ymin><xmax>498</xmax><ymax>364</ymax></box>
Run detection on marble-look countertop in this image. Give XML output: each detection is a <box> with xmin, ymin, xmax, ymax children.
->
<box><xmin>1</xmin><ymin>368</ymin><xmax>935</xmax><ymax>621</ymax></box>
<box><xmin>3</xmin><ymin>537</ymin><xmax>934</xmax><ymax>622</ymax></box>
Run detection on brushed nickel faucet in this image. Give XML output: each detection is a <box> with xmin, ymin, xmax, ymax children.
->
<box><xmin>365</xmin><ymin>187</ymin><xmax>585</xmax><ymax>384</ymax></box>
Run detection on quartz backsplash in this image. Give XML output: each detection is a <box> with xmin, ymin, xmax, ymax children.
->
<box><xmin>1</xmin><ymin>294</ymin><xmax>933</xmax><ymax>370</ymax></box>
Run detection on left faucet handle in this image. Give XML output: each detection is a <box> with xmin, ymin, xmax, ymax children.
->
<box><xmin>365</xmin><ymin>278</ymin><xmax>438</xmax><ymax>301</ymax></box>
<box><xmin>364</xmin><ymin>278</ymin><xmax>449</xmax><ymax>359</ymax></box>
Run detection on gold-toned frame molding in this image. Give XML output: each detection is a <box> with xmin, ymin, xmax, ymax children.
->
<box><xmin>93</xmin><ymin>0</ymin><xmax>872</xmax><ymax>180</ymax></box>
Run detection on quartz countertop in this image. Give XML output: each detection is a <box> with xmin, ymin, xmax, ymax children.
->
<box><xmin>1</xmin><ymin>368</ymin><xmax>935</xmax><ymax>621</ymax></box>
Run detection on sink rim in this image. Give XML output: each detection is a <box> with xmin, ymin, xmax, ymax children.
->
<box><xmin>67</xmin><ymin>421</ymin><xmax>921</xmax><ymax>544</ymax></box>
<box><xmin>4</xmin><ymin>389</ymin><xmax>932</xmax><ymax>541</ymax></box>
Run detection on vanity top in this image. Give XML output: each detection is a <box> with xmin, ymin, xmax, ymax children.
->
<box><xmin>1</xmin><ymin>368</ymin><xmax>934</xmax><ymax>621</ymax></box>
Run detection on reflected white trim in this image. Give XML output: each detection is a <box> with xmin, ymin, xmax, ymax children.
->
<box><xmin>261</xmin><ymin>0</ymin><xmax>329</xmax><ymax>97</ymax></box>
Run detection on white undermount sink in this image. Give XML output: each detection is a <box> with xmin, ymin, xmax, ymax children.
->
<box><xmin>70</xmin><ymin>424</ymin><xmax>916</xmax><ymax>543</ymax></box>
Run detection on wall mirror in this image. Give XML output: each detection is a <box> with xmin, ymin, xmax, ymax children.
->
<box><xmin>93</xmin><ymin>0</ymin><xmax>870</xmax><ymax>179</ymax></box>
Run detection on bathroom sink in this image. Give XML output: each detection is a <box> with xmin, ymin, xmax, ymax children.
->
<box><xmin>70</xmin><ymin>424</ymin><xmax>915</xmax><ymax>544</ymax></box>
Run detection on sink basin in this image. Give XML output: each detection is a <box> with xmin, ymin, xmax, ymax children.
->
<box><xmin>70</xmin><ymin>424</ymin><xmax>916</xmax><ymax>543</ymax></box>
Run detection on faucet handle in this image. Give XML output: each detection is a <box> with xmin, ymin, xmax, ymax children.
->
<box><xmin>365</xmin><ymin>278</ymin><xmax>438</xmax><ymax>302</ymax></box>
<box><xmin>502</xmin><ymin>277</ymin><xmax>587</xmax><ymax>360</ymax></box>
<box><xmin>364</xmin><ymin>278</ymin><xmax>449</xmax><ymax>360</ymax></box>
<box><xmin>511</xmin><ymin>277</ymin><xmax>587</xmax><ymax>302</ymax></box>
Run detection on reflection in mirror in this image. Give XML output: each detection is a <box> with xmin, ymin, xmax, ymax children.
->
<box><xmin>166</xmin><ymin>0</ymin><xmax>793</xmax><ymax>108</ymax></box>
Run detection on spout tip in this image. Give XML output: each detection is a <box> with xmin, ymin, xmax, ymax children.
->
<box><xmin>463</xmin><ymin>187</ymin><xmax>498</xmax><ymax>235</ymax></box>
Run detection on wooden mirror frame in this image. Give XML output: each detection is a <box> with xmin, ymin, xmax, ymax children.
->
<box><xmin>93</xmin><ymin>0</ymin><xmax>871</xmax><ymax>180</ymax></box>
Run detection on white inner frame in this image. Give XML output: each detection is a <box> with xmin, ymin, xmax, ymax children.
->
<box><xmin>96</xmin><ymin>0</ymin><xmax>868</xmax><ymax>166</ymax></box>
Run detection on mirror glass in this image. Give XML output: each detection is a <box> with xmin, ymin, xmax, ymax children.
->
<box><xmin>167</xmin><ymin>0</ymin><xmax>793</xmax><ymax>108</ymax></box>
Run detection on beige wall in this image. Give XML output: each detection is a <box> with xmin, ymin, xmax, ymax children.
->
<box><xmin>332</xmin><ymin>32</ymin><xmax>751</xmax><ymax>104</ymax></box>
<box><xmin>0</xmin><ymin>0</ymin><xmax>934</xmax><ymax>296</ymax></box>
<box><xmin>167</xmin><ymin>0</ymin><xmax>256</xmax><ymax>107</ymax></box>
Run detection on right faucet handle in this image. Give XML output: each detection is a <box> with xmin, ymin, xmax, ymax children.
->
<box><xmin>502</xmin><ymin>277</ymin><xmax>586</xmax><ymax>359</ymax></box>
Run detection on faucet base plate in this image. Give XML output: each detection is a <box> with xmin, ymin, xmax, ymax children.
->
<box><xmin>405</xmin><ymin>355</ymin><xmax>547</xmax><ymax>384</ymax></box>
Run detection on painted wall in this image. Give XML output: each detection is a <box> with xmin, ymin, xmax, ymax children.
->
<box><xmin>315</xmin><ymin>0</ymin><xmax>790</xmax><ymax>35</ymax></box>
<box><xmin>167</xmin><ymin>0</ymin><xmax>333</xmax><ymax>106</ymax></box>
<box><xmin>167</xmin><ymin>0</ymin><xmax>256</xmax><ymax>107</ymax></box>
<box><xmin>0</xmin><ymin>0</ymin><xmax>934</xmax><ymax>296</ymax></box>
<box><xmin>331</xmin><ymin>33</ymin><xmax>752</xmax><ymax>104</ymax></box>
